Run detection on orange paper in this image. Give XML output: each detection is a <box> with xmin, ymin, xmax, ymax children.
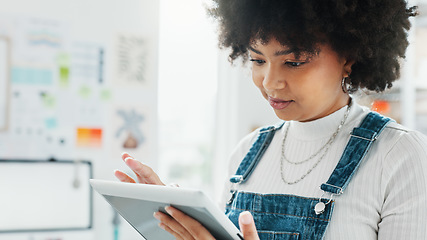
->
<box><xmin>76</xmin><ymin>128</ymin><xmax>103</xmax><ymax>147</ymax></box>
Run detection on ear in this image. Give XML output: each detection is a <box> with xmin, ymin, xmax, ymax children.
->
<box><xmin>343</xmin><ymin>59</ymin><xmax>355</xmax><ymax>77</ymax></box>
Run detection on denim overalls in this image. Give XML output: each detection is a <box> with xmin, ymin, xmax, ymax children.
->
<box><xmin>225</xmin><ymin>112</ymin><xmax>391</xmax><ymax>240</ymax></box>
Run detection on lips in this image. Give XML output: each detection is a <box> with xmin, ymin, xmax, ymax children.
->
<box><xmin>268</xmin><ymin>96</ymin><xmax>294</xmax><ymax>110</ymax></box>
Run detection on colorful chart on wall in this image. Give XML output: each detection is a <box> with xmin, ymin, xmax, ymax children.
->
<box><xmin>0</xmin><ymin>15</ymin><xmax>110</xmax><ymax>158</ymax></box>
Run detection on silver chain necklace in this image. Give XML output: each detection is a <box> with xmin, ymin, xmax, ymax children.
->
<box><xmin>280</xmin><ymin>102</ymin><xmax>351</xmax><ymax>185</ymax></box>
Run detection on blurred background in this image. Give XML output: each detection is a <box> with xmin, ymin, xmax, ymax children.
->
<box><xmin>0</xmin><ymin>0</ymin><xmax>426</xmax><ymax>239</ymax></box>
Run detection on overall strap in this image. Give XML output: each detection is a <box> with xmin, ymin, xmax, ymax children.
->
<box><xmin>320</xmin><ymin>112</ymin><xmax>392</xmax><ymax>195</ymax></box>
<box><xmin>230</xmin><ymin>122</ymin><xmax>285</xmax><ymax>184</ymax></box>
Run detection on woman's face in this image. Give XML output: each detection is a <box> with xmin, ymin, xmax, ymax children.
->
<box><xmin>249</xmin><ymin>38</ymin><xmax>353</xmax><ymax>122</ymax></box>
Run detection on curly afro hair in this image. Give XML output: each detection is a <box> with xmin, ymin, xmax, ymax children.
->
<box><xmin>208</xmin><ymin>0</ymin><xmax>418</xmax><ymax>92</ymax></box>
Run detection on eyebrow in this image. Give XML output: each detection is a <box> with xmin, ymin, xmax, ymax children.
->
<box><xmin>248</xmin><ymin>46</ymin><xmax>294</xmax><ymax>56</ymax></box>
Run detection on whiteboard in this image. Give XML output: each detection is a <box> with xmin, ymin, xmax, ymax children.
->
<box><xmin>0</xmin><ymin>36</ymin><xmax>9</xmax><ymax>131</ymax></box>
<box><xmin>0</xmin><ymin>160</ymin><xmax>92</xmax><ymax>232</ymax></box>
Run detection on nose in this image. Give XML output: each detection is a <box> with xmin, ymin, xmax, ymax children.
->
<box><xmin>262</xmin><ymin>64</ymin><xmax>286</xmax><ymax>91</ymax></box>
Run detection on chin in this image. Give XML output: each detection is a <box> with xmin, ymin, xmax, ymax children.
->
<box><xmin>273</xmin><ymin>110</ymin><xmax>295</xmax><ymax>122</ymax></box>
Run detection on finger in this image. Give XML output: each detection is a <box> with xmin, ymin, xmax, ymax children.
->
<box><xmin>114</xmin><ymin>170</ymin><xmax>136</xmax><ymax>183</ymax></box>
<box><xmin>124</xmin><ymin>157</ymin><xmax>165</xmax><ymax>185</ymax></box>
<box><xmin>124</xmin><ymin>157</ymin><xmax>164</xmax><ymax>185</ymax></box>
<box><xmin>154</xmin><ymin>211</ymin><xmax>194</xmax><ymax>240</ymax></box>
<box><xmin>159</xmin><ymin>223</ymin><xmax>184</xmax><ymax>240</ymax></box>
<box><xmin>239</xmin><ymin>211</ymin><xmax>259</xmax><ymax>240</ymax></box>
<box><xmin>121</xmin><ymin>152</ymin><xmax>132</xmax><ymax>161</ymax></box>
<box><xmin>165</xmin><ymin>206</ymin><xmax>214</xmax><ymax>240</ymax></box>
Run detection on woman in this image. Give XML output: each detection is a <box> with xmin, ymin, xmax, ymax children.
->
<box><xmin>115</xmin><ymin>0</ymin><xmax>427</xmax><ymax>239</ymax></box>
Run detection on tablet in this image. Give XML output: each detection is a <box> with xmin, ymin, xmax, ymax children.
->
<box><xmin>90</xmin><ymin>179</ymin><xmax>243</xmax><ymax>240</ymax></box>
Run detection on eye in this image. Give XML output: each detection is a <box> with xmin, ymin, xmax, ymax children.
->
<box><xmin>249</xmin><ymin>59</ymin><xmax>265</xmax><ymax>66</ymax></box>
<box><xmin>285</xmin><ymin>61</ymin><xmax>306</xmax><ymax>67</ymax></box>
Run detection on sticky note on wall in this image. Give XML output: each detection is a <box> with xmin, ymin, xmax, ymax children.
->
<box><xmin>76</xmin><ymin>127</ymin><xmax>102</xmax><ymax>147</ymax></box>
<box><xmin>12</xmin><ymin>67</ymin><xmax>54</xmax><ymax>85</ymax></box>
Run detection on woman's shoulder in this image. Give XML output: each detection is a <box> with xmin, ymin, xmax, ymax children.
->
<box><xmin>382</xmin><ymin>120</ymin><xmax>427</xmax><ymax>149</ymax></box>
<box><xmin>374</xmin><ymin>117</ymin><xmax>427</xmax><ymax>170</ymax></box>
<box><xmin>353</xmin><ymin>105</ymin><xmax>427</xmax><ymax>163</ymax></box>
<box><xmin>355</xmin><ymin>104</ymin><xmax>427</xmax><ymax>151</ymax></box>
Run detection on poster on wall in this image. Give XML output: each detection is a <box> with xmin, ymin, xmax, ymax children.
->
<box><xmin>71</xmin><ymin>42</ymin><xmax>105</xmax><ymax>85</ymax></box>
<box><xmin>0</xmin><ymin>16</ymin><xmax>70</xmax><ymax>158</ymax></box>
<box><xmin>113</xmin><ymin>34</ymin><xmax>149</xmax><ymax>88</ymax></box>
<box><xmin>13</xmin><ymin>16</ymin><xmax>69</xmax><ymax>66</ymax></box>
<box><xmin>111</xmin><ymin>104</ymin><xmax>154</xmax><ymax>162</ymax></box>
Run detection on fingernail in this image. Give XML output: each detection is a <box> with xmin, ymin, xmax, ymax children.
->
<box><xmin>121</xmin><ymin>152</ymin><xmax>128</xmax><ymax>157</ymax></box>
<box><xmin>124</xmin><ymin>157</ymin><xmax>133</xmax><ymax>163</ymax></box>
<box><xmin>153</xmin><ymin>212</ymin><xmax>160</xmax><ymax>220</ymax></box>
<box><xmin>240</xmin><ymin>211</ymin><xmax>253</xmax><ymax>225</ymax></box>
<box><xmin>165</xmin><ymin>206</ymin><xmax>173</xmax><ymax>215</ymax></box>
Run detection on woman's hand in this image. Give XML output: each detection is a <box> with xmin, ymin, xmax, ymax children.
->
<box><xmin>114</xmin><ymin>152</ymin><xmax>165</xmax><ymax>185</ymax></box>
<box><xmin>115</xmin><ymin>153</ymin><xmax>260</xmax><ymax>239</ymax></box>
<box><xmin>154</xmin><ymin>207</ymin><xmax>260</xmax><ymax>240</ymax></box>
<box><xmin>154</xmin><ymin>206</ymin><xmax>215</xmax><ymax>240</ymax></box>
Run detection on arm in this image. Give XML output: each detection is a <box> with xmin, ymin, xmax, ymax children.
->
<box><xmin>378</xmin><ymin>132</ymin><xmax>427</xmax><ymax>239</ymax></box>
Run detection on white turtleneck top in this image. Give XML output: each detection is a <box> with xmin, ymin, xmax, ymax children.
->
<box><xmin>222</xmin><ymin>102</ymin><xmax>427</xmax><ymax>239</ymax></box>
